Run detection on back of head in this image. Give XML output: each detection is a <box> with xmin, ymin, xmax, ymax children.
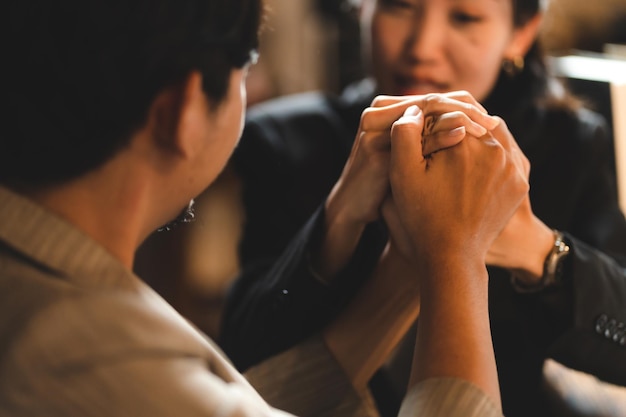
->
<box><xmin>3</xmin><ymin>0</ymin><xmax>262</xmax><ymax>188</ymax></box>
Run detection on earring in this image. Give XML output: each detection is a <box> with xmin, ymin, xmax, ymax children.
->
<box><xmin>502</xmin><ymin>56</ymin><xmax>525</xmax><ymax>77</ymax></box>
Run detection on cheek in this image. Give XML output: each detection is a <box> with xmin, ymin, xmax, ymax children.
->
<box><xmin>376</xmin><ymin>19</ymin><xmax>410</xmax><ymax>58</ymax></box>
<box><xmin>370</xmin><ymin>17</ymin><xmax>406</xmax><ymax>81</ymax></box>
<box><xmin>449</xmin><ymin>37</ymin><xmax>508</xmax><ymax>101</ymax></box>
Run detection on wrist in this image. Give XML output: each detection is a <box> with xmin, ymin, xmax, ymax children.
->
<box><xmin>507</xmin><ymin>221</ymin><xmax>554</xmax><ymax>283</ymax></box>
<box><xmin>511</xmin><ymin>230</ymin><xmax>571</xmax><ymax>293</ymax></box>
<box><xmin>523</xmin><ymin>221</ymin><xmax>554</xmax><ymax>279</ymax></box>
<box><xmin>420</xmin><ymin>256</ymin><xmax>489</xmax><ymax>296</ymax></box>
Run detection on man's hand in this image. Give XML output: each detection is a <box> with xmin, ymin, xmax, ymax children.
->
<box><xmin>484</xmin><ymin>119</ymin><xmax>554</xmax><ymax>284</ymax></box>
<box><xmin>314</xmin><ymin>93</ymin><xmax>500</xmax><ymax>281</ymax></box>
<box><xmin>388</xmin><ymin>112</ymin><xmax>528</xmax><ymax>276</ymax></box>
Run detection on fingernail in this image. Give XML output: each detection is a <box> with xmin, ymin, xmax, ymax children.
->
<box><xmin>474</xmin><ymin>125</ymin><xmax>488</xmax><ymax>137</ymax></box>
<box><xmin>486</xmin><ymin>115</ymin><xmax>500</xmax><ymax>130</ymax></box>
<box><xmin>448</xmin><ymin>126</ymin><xmax>465</xmax><ymax>137</ymax></box>
<box><xmin>404</xmin><ymin>105</ymin><xmax>421</xmax><ymax>117</ymax></box>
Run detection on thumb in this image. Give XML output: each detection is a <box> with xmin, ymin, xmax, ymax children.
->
<box><xmin>390</xmin><ymin>105</ymin><xmax>425</xmax><ymax>174</ymax></box>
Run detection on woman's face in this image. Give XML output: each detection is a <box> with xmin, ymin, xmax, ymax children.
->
<box><xmin>362</xmin><ymin>0</ymin><xmax>535</xmax><ymax>101</ymax></box>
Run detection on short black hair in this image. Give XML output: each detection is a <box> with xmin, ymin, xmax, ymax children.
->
<box><xmin>2</xmin><ymin>0</ymin><xmax>263</xmax><ymax>186</ymax></box>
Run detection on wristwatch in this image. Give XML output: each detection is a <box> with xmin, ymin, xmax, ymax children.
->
<box><xmin>511</xmin><ymin>230</ymin><xmax>570</xmax><ymax>294</ymax></box>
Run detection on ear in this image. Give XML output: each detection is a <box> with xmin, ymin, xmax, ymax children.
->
<box><xmin>504</xmin><ymin>13</ymin><xmax>543</xmax><ymax>60</ymax></box>
<box><xmin>148</xmin><ymin>71</ymin><xmax>208</xmax><ymax>159</ymax></box>
<box><xmin>174</xmin><ymin>71</ymin><xmax>211</xmax><ymax>159</ymax></box>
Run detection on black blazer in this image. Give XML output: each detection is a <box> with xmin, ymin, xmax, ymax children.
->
<box><xmin>221</xmin><ymin>79</ymin><xmax>626</xmax><ymax>417</ymax></box>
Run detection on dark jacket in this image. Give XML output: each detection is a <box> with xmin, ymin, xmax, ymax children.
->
<box><xmin>220</xmin><ymin>79</ymin><xmax>626</xmax><ymax>417</ymax></box>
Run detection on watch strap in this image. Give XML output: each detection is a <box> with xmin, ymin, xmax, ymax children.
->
<box><xmin>511</xmin><ymin>229</ymin><xmax>570</xmax><ymax>294</ymax></box>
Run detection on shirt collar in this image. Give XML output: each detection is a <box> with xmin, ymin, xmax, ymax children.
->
<box><xmin>0</xmin><ymin>185</ymin><xmax>137</xmax><ymax>290</ymax></box>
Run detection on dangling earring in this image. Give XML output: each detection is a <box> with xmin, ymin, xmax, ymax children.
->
<box><xmin>502</xmin><ymin>56</ymin><xmax>524</xmax><ymax>77</ymax></box>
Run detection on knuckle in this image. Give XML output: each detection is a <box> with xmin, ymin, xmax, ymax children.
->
<box><xmin>360</xmin><ymin>107</ymin><xmax>377</xmax><ymax>130</ymax></box>
<box><xmin>512</xmin><ymin>169</ymin><xmax>530</xmax><ymax>195</ymax></box>
<box><xmin>493</xmin><ymin>116</ymin><xmax>507</xmax><ymax>130</ymax></box>
<box><xmin>448</xmin><ymin>110</ymin><xmax>468</xmax><ymax>123</ymax></box>
<box><xmin>462</xmin><ymin>101</ymin><xmax>474</xmax><ymax>113</ymax></box>
<box><xmin>514</xmin><ymin>171</ymin><xmax>529</xmax><ymax>193</ymax></box>
<box><xmin>457</xmin><ymin>90</ymin><xmax>472</xmax><ymax>101</ymax></box>
<box><xmin>392</xmin><ymin>117</ymin><xmax>419</xmax><ymax>131</ymax></box>
<box><xmin>371</xmin><ymin>95</ymin><xmax>388</xmax><ymax>107</ymax></box>
<box><xmin>422</xmin><ymin>93</ymin><xmax>439</xmax><ymax>108</ymax></box>
<box><xmin>448</xmin><ymin>90</ymin><xmax>473</xmax><ymax>104</ymax></box>
<box><xmin>522</xmin><ymin>155</ymin><xmax>531</xmax><ymax>175</ymax></box>
<box><xmin>490</xmin><ymin>140</ymin><xmax>507</xmax><ymax>163</ymax></box>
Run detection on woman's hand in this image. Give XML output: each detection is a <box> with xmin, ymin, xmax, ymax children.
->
<box><xmin>388</xmin><ymin>113</ymin><xmax>528</xmax><ymax>275</ymax></box>
<box><xmin>327</xmin><ymin>92</ymin><xmax>497</xmax><ymax>229</ymax></box>
<box><xmin>314</xmin><ymin>92</ymin><xmax>500</xmax><ymax>281</ymax></box>
<box><xmin>388</xmin><ymin>109</ymin><xmax>527</xmax><ymax>406</ymax></box>
<box><xmin>484</xmin><ymin>119</ymin><xmax>554</xmax><ymax>284</ymax></box>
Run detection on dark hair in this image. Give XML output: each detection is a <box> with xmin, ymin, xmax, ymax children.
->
<box><xmin>2</xmin><ymin>0</ymin><xmax>263</xmax><ymax>186</ymax></box>
<box><xmin>484</xmin><ymin>0</ymin><xmax>581</xmax><ymax>116</ymax></box>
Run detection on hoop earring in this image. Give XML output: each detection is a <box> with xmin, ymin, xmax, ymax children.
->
<box><xmin>502</xmin><ymin>56</ymin><xmax>525</xmax><ymax>77</ymax></box>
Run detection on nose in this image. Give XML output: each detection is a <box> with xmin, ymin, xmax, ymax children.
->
<box><xmin>404</xmin><ymin>9</ymin><xmax>443</xmax><ymax>63</ymax></box>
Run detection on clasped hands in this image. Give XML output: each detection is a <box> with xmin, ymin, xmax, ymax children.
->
<box><xmin>323</xmin><ymin>91</ymin><xmax>534</xmax><ymax>282</ymax></box>
<box><xmin>320</xmin><ymin>92</ymin><xmax>531</xmax><ymax>391</ymax></box>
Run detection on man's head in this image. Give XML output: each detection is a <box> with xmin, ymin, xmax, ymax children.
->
<box><xmin>3</xmin><ymin>0</ymin><xmax>262</xmax><ymax>188</ymax></box>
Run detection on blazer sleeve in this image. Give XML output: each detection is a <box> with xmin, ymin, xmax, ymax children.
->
<box><xmin>220</xmin><ymin>204</ymin><xmax>387</xmax><ymax>372</ymax></box>
<box><xmin>546</xmin><ymin>237</ymin><xmax>626</xmax><ymax>386</ymax></box>
<box><xmin>527</xmin><ymin>109</ymin><xmax>626</xmax><ymax>386</ymax></box>
<box><xmin>220</xmin><ymin>104</ymin><xmax>387</xmax><ymax>372</ymax></box>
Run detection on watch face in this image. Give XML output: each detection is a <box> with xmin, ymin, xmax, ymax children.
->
<box><xmin>546</xmin><ymin>231</ymin><xmax>570</xmax><ymax>285</ymax></box>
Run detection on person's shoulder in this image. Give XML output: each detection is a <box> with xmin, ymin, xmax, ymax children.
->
<box><xmin>543</xmin><ymin>79</ymin><xmax>609</xmax><ymax>133</ymax></box>
<box><xmin>559</xmin><ymin>105</ymin><xmax>608</xmax><ymax>131</ymax></box>
<box><xmin>1</xmin><ymin>272</ymin><xmax>209</xmax><ymax>374</ymax></box>
<box><xmin>543</xmin><ymin>99</ymin><xmax>610</xmax><ymax>145</ymax></box>
<box><xmin>575</xmin><ymin>106</ymin><xmax>610</xmax><ymax>136</ymax></box>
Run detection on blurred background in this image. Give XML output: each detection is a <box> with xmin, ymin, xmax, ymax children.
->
<box><xmin>135</xmin><ymin>0</ymin><xmax>626</xmax><ymax>340</ymax></box>
<box><xmin>134</xmin><ymin>1</ymin><xmax>626</xmax><ymax>413</ymax></box>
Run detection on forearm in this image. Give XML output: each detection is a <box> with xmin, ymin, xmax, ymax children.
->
<box><xmin>323</xmin><ymin>244</ymin><xmax>420</xmax><ymax>390</ymax></box>
<box><xmin>245</xmin><ymin>336</ymin><xmax>378</xmax><ymax>417</ymax></box>
<box><xmin>487</xmin><ymin>213</ymin><xmax>553</xmax><ymax>283</ymax></box>
<box><xmin>222</xmin><ymin>205</ymin><xmax>388</xmax><ymax>371</ymax></box>
<box><xmin>410</xmin><ymin>258</ymin><xmax>501</xmax><ymax>410</ymax></box>
<box><xmin>310</xmin><ymin>194</ymin><xmax>366</xmax><ymax>283</ymax></box>
<box><xmin>222</xmin><ymin>206</ymin><xmax>361</xmax><ymax>370</ymax></box>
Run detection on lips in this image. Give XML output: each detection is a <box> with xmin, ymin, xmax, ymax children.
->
<box><xmin>394</xmin><ymin>75</ymin><xmax>448</xmax><ymax>96</ymax></box>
